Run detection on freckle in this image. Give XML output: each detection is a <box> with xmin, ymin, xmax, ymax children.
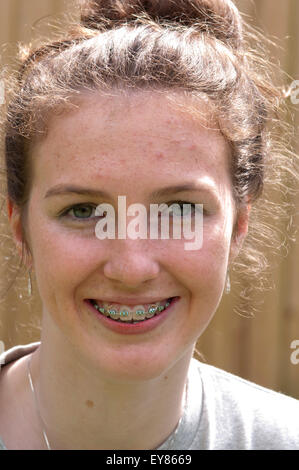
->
<box><xmin>164</xmin><ymin>375</ymin><xmax>168</xmax><ymax>380</ymax></box>
<box><xmin>86</xmin><ymin>400</ymin><xmax>94</xmax><ymax>408</ymax></box>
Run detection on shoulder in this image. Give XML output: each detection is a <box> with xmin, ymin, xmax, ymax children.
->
<box><xmin>0</xmin><ymin>342</ymin><xmax>41</xmax><ymax>450</ymax></box>
<box><xmin>189</xmin><ymin>358</ymin><xmax>299</xmax><ymax>450</ymax></box>
<box><xmin>0</xmin><ymin>343</ymin><xmax>40</xmax><ymax>369</ymax></box>
<box><xmin>195</xmin><ymin>358</ymin><xmax>298</xmax><ymax>399</ymax></box>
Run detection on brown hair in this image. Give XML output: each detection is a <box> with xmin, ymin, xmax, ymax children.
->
<box><xmin>1</xmin><ymin>0</ymin><xmax>298</xmax><ymax>315</ymax></box>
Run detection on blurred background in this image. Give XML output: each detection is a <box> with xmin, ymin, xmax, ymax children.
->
<box><xmin>0</xmin><ymin>0</ymin><xmax>298</xmax><ymax>399</ymax></box>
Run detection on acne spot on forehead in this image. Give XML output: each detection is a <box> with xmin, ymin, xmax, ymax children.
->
<box><xmin>155</xmin><ymin>152</ymin><xmax>165</xmax><ymax>160</ymax></box>
<box><xmin>86</xmin><ymin>399</ymin><xmax>94</xmax><ymax>408</ymax></box>
<box><xmin>188</xmin><ymin>144</ymin><xmax>197</xmax><ymax>151</ymax></box>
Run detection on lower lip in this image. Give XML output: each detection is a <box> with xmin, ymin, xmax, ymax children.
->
<box><xmin>85</xmin><ymin>298</ymin><xmax>179</xmax><ymax>335</ymax></box>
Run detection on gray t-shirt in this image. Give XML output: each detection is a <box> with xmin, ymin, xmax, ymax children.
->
<box><xmin>1</xmin><ymin>343</ymin><xmax>299</xmax><ymax>450</ymax></box>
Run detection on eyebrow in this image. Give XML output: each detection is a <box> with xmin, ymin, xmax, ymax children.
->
<box><xmin>44</xmin><ymin>182</ymin><xmax>216</xmax><ymax>199</ymax></box>
<box><xmin>44</xmin><ymin>185</ymin><xmax>109</xmax><ymax>199</ymax></box>
<box><xmin>151</xmin><ymin>183</ymin><xmax>215</xmax><ymax>198</ymax></box>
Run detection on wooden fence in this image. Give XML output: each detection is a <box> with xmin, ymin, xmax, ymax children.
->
<box><xmin>0</xmin><ymin>0</ymin><xmax>298</xmax><ymax>399</ymax></box>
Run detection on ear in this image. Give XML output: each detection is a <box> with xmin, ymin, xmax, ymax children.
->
<box><xmin>229</xmin><ymin>203</ymin><xmax>251</xmax><ymax>263</ymax></box>
<box><xmin>7</xmin><ymin>198</ymin><xmax>30</xmax><ymax>265</ymax></box>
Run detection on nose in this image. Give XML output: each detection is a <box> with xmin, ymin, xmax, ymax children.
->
<box><xmin>103</xmin><ymin>240</ymin><xmax>160</xmax><ymax>288</ymax></box>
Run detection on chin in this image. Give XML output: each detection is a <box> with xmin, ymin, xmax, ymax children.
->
<box><xmin>82</xmin><ymin>341</ymin><xmax>177</xmax><ymax>383</ymax></box>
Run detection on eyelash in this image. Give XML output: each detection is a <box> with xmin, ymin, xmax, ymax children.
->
<box><xmin>59</xmin><ymin>203</ymin><xmax>98</xmax><ymax>222</ymax></box>
<box><xmin>59</xmin><ymin>201</ymin><xmax>206</xmax><ymax>221</ymax></box>
<box><xmin>166</xmin><ymin>201</ymin><xmax>206</xmax><ymax>217</ymax></box>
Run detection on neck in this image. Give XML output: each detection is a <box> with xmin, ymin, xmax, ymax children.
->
<box><xmin>30</xmin><ymin>315</ymin><xmax>194</xmax><ymax>450</ymax></box>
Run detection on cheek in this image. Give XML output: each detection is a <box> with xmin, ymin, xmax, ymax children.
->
<box><xmin>28</xmin><ymin>216</ymin><xmax>102</xmax><ymax>302</ymax></box>
<box><xmin>167</xmin><ymin>220</ymin><xmax>231</xmax><ymax>308</ymax></box>
<box><xmin>184</xmin><ymin>221</ymin><xmax>231</xmax><ymax>276</ymax></box>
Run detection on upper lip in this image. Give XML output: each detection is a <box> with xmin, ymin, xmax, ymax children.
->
<box><xmin>87</xmin><ymin>296</ymin><xmax>175</xmax><ymax>305</ymax></box>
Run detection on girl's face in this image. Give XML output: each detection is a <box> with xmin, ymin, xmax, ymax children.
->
<box><xmin>11</xmin><ymin>91</ymin><xmax>248</xmax><ymax>381</ymax></box>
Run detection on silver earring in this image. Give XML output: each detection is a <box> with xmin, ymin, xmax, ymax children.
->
<box><xmin>28</xmin><ymin>270</ymin><xmax>32</xmax><ymax>296</ymax></box>
<box><xmin>225</xmin><ymin>271</ymin><xmax>231</xmax><ymax>294</ymax></box>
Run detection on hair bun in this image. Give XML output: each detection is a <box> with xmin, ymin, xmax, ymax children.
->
<box><xmin>79</xmin><ymin>0</ymin><xmax>243</xmax><ymax>49</ymax></box>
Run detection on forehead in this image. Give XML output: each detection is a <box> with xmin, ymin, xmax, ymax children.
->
<box><xmin>31</xmin><ymin>90</ymin><xmax>232</xmax><ymax>190</ymax></box>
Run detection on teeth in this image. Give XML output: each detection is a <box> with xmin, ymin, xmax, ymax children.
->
<box><xmin>145</xmin><ymin>305</ymin><xmax>158</xmax><ymax>318</ymax></box>
<box><xmin>105</xmin><ymin>308</ymin><xmax>118</xmax><ymax>320</ymax></box>
<box><xmin>91</xmin><ymin>299</ymin><xmax>172</xmax><ymax>322</ymax></box>
<box><xmin>132</xmin><ymin>305</ymin><xmax>147</xmax><ymax>321</ymax></box>
<box><xmin>118</xmin><ymin>306</ymin><xmax>132</xmax><ymax>322</ymax></box>
<box><xmin>100</xmin><ymin>307</ymin><xmax>109</xmax><ymax>317</ymax></box>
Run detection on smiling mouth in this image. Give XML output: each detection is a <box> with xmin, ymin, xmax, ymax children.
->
<box><xmin>88</xmin><ymin>297</ymin><xmax>176</xmax><ymax>323</ymax></box>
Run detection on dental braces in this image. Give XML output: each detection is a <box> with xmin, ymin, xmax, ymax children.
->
<box><xmin>94</xmin><ymin>301</ymin><xmax>170</xmax><ymax>317</ymax></box>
